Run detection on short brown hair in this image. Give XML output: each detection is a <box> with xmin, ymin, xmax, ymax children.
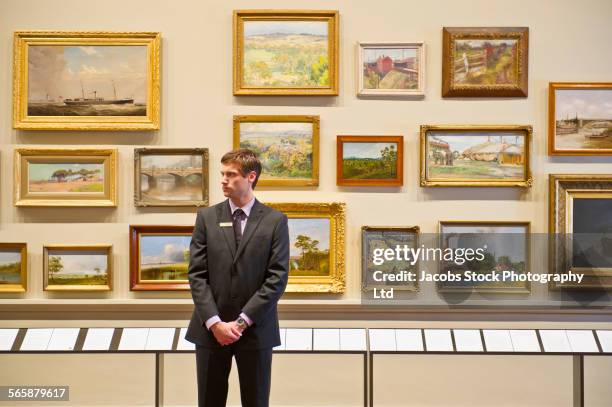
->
<box><xmin>221</xmin><ymin>148</ymin><xmax>262</xmax><ymax>189</ymax></box>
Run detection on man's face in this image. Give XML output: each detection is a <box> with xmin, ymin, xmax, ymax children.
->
<box><xmin>220</xmin><ymin>162</ymin><xmax>255</xmax><ymax>199</ymax></box>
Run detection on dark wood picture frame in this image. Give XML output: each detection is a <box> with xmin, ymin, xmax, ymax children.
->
<box><xmin>442</xmin><ymin>27</ymin><xmax>528</xmax><ymax>97</ymax></box>
<box><xmin>337</xmin><ymin>135</ymin><xmax>403</xmax><ymax>186</ymax></box>
<box><xmin>129</xmin><ymin>225</ymin><xmax>193</xmax><ymax>291</ymax></box>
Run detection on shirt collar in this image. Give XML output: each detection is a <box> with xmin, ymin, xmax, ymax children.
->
<box><xmin>229</xmin><ymin>197</ymin><xmax>256</xmax><ymax>218</ymax></box>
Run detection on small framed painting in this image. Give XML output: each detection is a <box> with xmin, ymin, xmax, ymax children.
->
<box><xmin>134</xmin><ymin>148</ymin><xmax>209</xmax><ymax>207</ymax></box>
<box><xmin>548</xmin><ymin>82</ymin><xmax>612</xmax><ymax>155</ymax></box>
<box><xmin>0</xmin><ymin>243</ymin><xmax>27</xmax><ymax>293</ymax></box>
<box><xmin>337</xmin><ymin>135</ymin><xmax>403</xmax><ymax>186</ymax></box>
<box><xmin>14</xmin><ymin>148</ymin><xmax>118</xmax><ymax>207</ymax></box>
<box><xmin>442</xmin><ymin>27</ymin><xmax>528</xmax><ymax>97</ymax></box>
<box><xmin>438</xmin><ymin>221</ymin><xmax>531</xmax><ymax>293</ymax></box>
<box><xmin>233</xmin><ymin>10</ymin><xmax>339</xmax><ymax>95</ymax></box>
<box><xmin>361</xmin><ymin>226</ymin><xmax>419</xmax><ymax>292</ymax></box>
<box><xmin>43</xmin><ymin>245</ymin><xmax>112</xmax><ymax>291</ymax></box>
<box><xmin>420</xmin><ymin>125</ymin><xmax>532</xmax><ymax>187</ymax></box>
<box><xmin>13</xmin><ymin>31</ymin><xmax>161</xmax><ymax>131</ymax></box>
<box><xmin>549</xmin><ymin>174</ymin><xmax>612</xmax><ymax>289</ymax></box>
<box><xmin>234</xmin><ymin>115</ymin><xmax>319</xmax><ymax>187</ymax></box>
<box><xmin>357</xmin><ymin>42</ymin><xmax>425</xmax><ymax>97</ymax></box>
<box><xmin>267</xmin><ymin>202</ymin><xmax>345</xmax><ymax>293</ymax></box>
<box><xmin>129</xmin><ymin>225</ymin><xmax>193</xmax><ymax>291</ymax></box>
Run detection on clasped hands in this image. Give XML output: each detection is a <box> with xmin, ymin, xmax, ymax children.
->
<box><xmin>210</xmin><ymin>321</ymin><xmax>245</xmax><ymax>346</ymax></box>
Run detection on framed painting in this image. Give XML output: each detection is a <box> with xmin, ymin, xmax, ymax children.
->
<box><xmin>43</xmin><ymin>245</ymin><xmax>112</xmax><ymax>291</ymax></box>
<box><xmin>233</xmin><ymin>115</ymin><xmax>319</xmax><ymax>187</ymax></box>
<box><xmin>0</xmin><ymin>243</ymin><xmax>27</xmax><ymax>293</ymax></box>
<box><xmin>357</xmin><ymin>42</ymin><xmax>425</xmax><ymax>97</ymax></box>
<box><xmin>14</xmin><ymin>148</ymin><xmax>117</xmax><ymax>207</ymax></box>
<box><xmin>13</xmin><ymin>31</ymin><xmax>160</xmax><ymax>131</ymax></box>
<box><xmin>438</xmin><ymin>221</ymin><xmax>531</xmax><ymax>293</ymax></box>
<box><xmin>548</xmin><ymin>83</ymin><xmax>612</xmax><ymax>155</ymax></box>
<box><xmin>549</xmin><ymin>174</ymin><xmax>612</xmax><ymax>289</ymax></box>
<box><xmin>442</xmin><ymin>27</ymin><xmax>528</xmax><ymax>97</ymax></box>
<box><xmin>420</xmin><ymin>125</ymin><xmax>532</xmax><ymax>187</ymax></box>
<box><xmin>129</xmin><ymin>225</ymin><xmax>193</xmax><ymax>291</ymax></box>
<box><xmin>266</xmin><ymin>203</ymin><xmax>345</xmax><ymax>293</ymax></box>
<box><xmin>361</xmin><ymin>226</ymin><xmax>419</xmax><ymax>292</ymax></box>
<box><xmin>134</xmin><ymin>148</ymin><xmax>209</xmax><ymax>207</ymax></box>
<box><xmin>337</xmin><ymin>135</ymin><xmax>403</xmax><ymax>186</ymax></box>
<box><xmin>233</xmin><ymin>10</ymin><xmax>339</xmax><ymax>95</ymax></box>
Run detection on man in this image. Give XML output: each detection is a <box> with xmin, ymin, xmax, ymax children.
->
<box><xmin>185</xmin><ymin>149</ymin><xmax>290</xmax><ymax>407</ymax></box>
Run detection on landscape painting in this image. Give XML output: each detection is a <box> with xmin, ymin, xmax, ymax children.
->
<box><xmin>13</xmin><ymin>31</ymin><xmax>160</xmax><ymax>130</ymax></box>
<box><xmin>27</xmin><ymin>45</ymin><xmax>147</xmax><ymax>117</ymax></box>
<box><xmin>358</xmin><ymin>42</ymin><xmax>424</xmax><ymax>96</ymax></box>
<box><xmin>267</xmin><ymin>202</ymin><xmax>345</xmax><ymax>293</ymax></box>
<box><xmin>549</xmin><ymin>83</ymin><xmax>612</xmax><ymax>155</ymax></box>
<box><xmin>420</xmin><ymin>126</ymin><xmax>531</xmax><ymax>187</ymax></box>
<box><xmin>28</xmin><ymin>162</ymin><xmax>104</xmax><ymax>193</ymax></box>
<box><xmin>288</xmin><ymin>218</ymin><xmax>330</xmax><ymax>277</ymax></box>
<box><xmin>235</xmin><ymin>116</ymin><xmax>319</xmax><ymax>186</ymax></box>
<box><xmin>338</xmin><ymin>136</ymin><xmax>403</xmax><ymax>186</ymax></box>
<box><xmin>442</xmin><ymin>27</ymin><xmax>528</xmax><ymax>97</ymax></box>
<box><xmin>0</xmin><ymin>244</ymin><xmax>27</xmax><ymax>292</ymax></box>
<box><xmin>453</xmin><ymin>39</ymin><xmax>518</xmax><ymax>86</ymax></box>
<box><xmin>135</xmin><ymin>148</ymin><xmax>208</xmax><ymax>206</ymax></box>
<box><xmin>362</xmin><ymin>227</ymin><xmax>419</xmax><ymax>291</ymax></box>
<box><xmin>139</xmin><ymin>235</ymin><xmax>190</xmax><ymax>282</ymax></box>
<box><xmin>234</xmin><ymin>11</ymin><xmax>338</xmax><ymax>95</ymax></box>
<box><xmin>44</xmin><ymin>246</ymin><xmax>111</xmax><ymax>291</ymax></box>
<box><xmin>439</xmin><ymin>222</ymin><xmax>530</xmax><ymax>293</ymax></box>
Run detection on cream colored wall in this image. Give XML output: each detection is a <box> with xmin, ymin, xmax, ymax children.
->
<box><xmin>0</xmin><ymin>0</ymin><xmax>611</xmax><ymax>405</ymax></box>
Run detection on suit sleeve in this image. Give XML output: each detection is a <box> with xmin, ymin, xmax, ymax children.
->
<box><xmin>242</xmin><ymin>214</ymin><xmax>289</xmax><ymax>325</ymax></box>
<box><xmin>188</xmin><ymin>210</ymin><xmax>219</xmax><ymax>326</ymax></box>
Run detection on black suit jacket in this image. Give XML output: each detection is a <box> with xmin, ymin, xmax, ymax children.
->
<box><xmin>185</xmin><ymin>198</ymin><xmax>290</xmax><ymax>350</ymax></box>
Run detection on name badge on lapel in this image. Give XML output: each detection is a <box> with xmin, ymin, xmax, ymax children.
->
<box><xmin>219</xmin><ymin>222</ymin><xmax>233</xmax><ymax>227</ymax></box>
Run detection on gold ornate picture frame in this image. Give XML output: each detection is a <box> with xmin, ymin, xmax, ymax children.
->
<box><xmin>234</xmin><ymin>115</ymin><xmax>320</xmax><ymax>187</ymax></box>
<box><xmin>14</xmin><ymin>148</ymin><xmax>118</xmax><ymax>207</ymax></box>
<box><xmin>13</xmin><ymin>31</ymin><xmax>161</xmax><ymax>131</ymax></box>
<box><xmin>233</xmin><ymin>10</ymin><xmax>339</xmax><ymax>96</ymax></box>
<box><xmin>43</xmin><ymin>244</ymin><xmax>112</xmax><ymax>292</ymax></box>
<box><xmin>442</xmin><ymin>27</ymin><xmax>528</xmax><ymax>97</ymax></box>
<box><xmin>0</xmin><ymin>243</ymin><xmax>27</xmax><ymax>293</ymax></box>
<box><xmin>549</xmin><ymin>174</ymin><xmax>612</xmax><ymax>289</ymax></box>
<box><xmin>267</xmin><ymin>202</ymin><xmax>345</xmax><ymax>293</ymax></box>
<box><xmin>134</xmin><ymin>148</ymin><xmax>209</xmax><ymax>207</ymax></box>
<box><xmin>420</xmin><ymin>125</ymin><xmax>532</xmax><ymax>187</ymax></box>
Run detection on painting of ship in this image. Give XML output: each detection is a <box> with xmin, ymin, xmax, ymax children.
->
<box><xmin>64</xmin><ymin>81</ymin><xmax>134</xmax><ymax>106</ymax></box>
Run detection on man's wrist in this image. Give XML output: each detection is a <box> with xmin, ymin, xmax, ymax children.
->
<box><xmin>235</xmin><ymin>317</ymin><xmax>248</xmax><ymax>332</ymax></box>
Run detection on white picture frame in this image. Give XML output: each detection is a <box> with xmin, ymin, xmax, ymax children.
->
<box><xmin>356</xmin><ymin>41</ymin><xmax>425</xmax><ymax>97</ymax></box>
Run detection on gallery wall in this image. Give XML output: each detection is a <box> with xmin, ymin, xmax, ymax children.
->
<box><xmin>0</xmin><ymin>0</ymin><xmax>612</xmax><ymax>319</ymax></box>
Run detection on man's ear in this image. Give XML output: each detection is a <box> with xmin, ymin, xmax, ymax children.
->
<box><xmin>247</xmin><ymin>171</ymin><xmax>257</xmax><ymax>184</ymax></box>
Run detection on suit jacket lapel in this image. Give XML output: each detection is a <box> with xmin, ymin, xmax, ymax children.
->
<box><xmin>233</xmin><ymin>199</ymin><xmax>265</xmax><ymax>263</ymax></box>
<box><xmin>216</xmin><ymin>200</ymin><xmax>236</xmax><ymax>259</ymax></box>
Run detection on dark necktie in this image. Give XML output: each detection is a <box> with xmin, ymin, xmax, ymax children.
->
<box><xmin>233</xmin><ymin>208</ymin><xmax>246</xmax><ymax>248</ymax></box>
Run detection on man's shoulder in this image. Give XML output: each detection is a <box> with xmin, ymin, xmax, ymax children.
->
<box><xmin>196</xmin><ymin>200</ymin><xmax>227</xmax><ymax>217</ymax></box>
<box><xmin>257</xmin><ymin>202</ymin><xmax>286</xmax><ymax>222</ymax></box>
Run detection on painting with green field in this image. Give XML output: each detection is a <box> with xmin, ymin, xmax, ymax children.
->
<box><xmin>426</xmin><ymin>132</ymin><xmax>525</xmax><ymax>181</ymax></box>
<box><xmin>28</xmin><ymin>162</ymin><xmax>104</xmax><ymax>193</ymax></box>
<box><xmin>139</xmin><ymin>235</ymin><xmax>190</xmax><ymax>281</ymax></box>
<box><xmin>238</xmin><ymin>120</ymin><xmax>316</xmax><ymax>184</ymax></box>
<box><xmin>288</xmin><ymin>218</ymin><xmax>330</xmax><ymax>277</ymax></box>
<box><xmin>46</xmin><ymin>250</ymin><xmax>108</xmax><ymax>287</ymax></box>
<box><xmin>342</xmin><ymin>142</ymin><xmax>398</xmax><ymax>180</ymax></box>
<box><xmin>0</xmin><ymin>250</ymin><xmax>22</xmax><ymax>285</ymax></box>
<box><xmin>243</xmin><ymin>20</ymin><xmax>329</xmax><ymax>88</ymax></box>
<box><xmin>453</xmin><ymin>39</ymin><xmax>518</xmax><ymax>86</ymax></box>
